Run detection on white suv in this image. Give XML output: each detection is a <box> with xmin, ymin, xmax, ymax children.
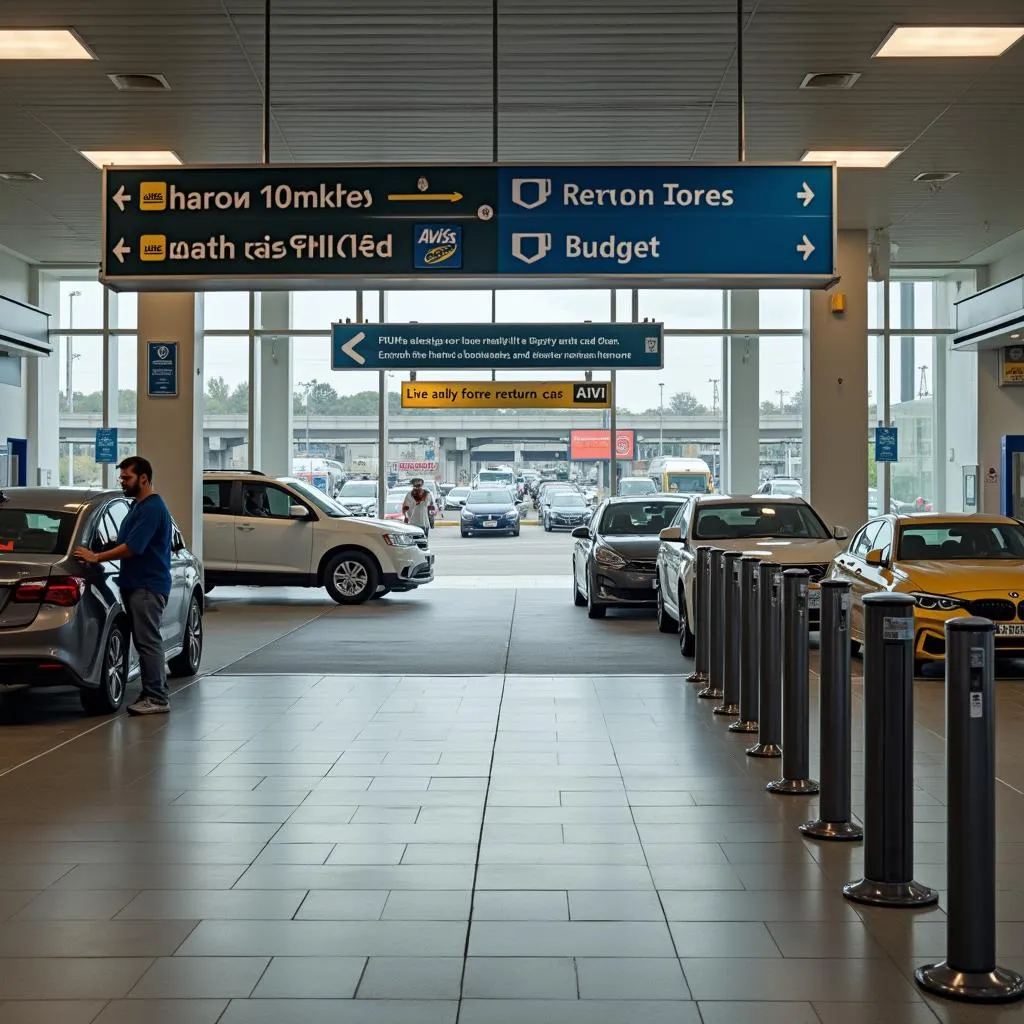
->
<box><xmin>201</xmin><ymin>472</ymin><xmax>434</xmax><ymax>604</ymax></box>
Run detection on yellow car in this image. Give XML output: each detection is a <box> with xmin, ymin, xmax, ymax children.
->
<box><xmin>829</xmin><ymin>513</ymin><xmax>1024</xmax><ymax>672</ymax></box>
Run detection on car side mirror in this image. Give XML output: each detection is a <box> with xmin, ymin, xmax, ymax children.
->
<box><xmin>833</xmin><ymin>525</ymin><xmax>850</xmax><ymax>541</ymax></box>
<box><xmin>659</xmin><ymin>526</ymin><xmax>682</xmax><ymax>542</ymax></box>
<box><xmin>290</xmin><ymin>505</ymin><xmax>309</xmax><ymax>519</ymax></box>
<box><xmin>571</xmin><ymin>527</ymin><xmax>590</xmax><ymax>540</ymax></box>
<box><xmin>865</xmin><ymin>548</ymin><xmax>887</xmax><ymax>567</ymax></box>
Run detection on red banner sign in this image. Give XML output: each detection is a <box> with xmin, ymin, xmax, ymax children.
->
<box><xmin>569</xmin><ymin>429</ymin><xmax>635</xmax><ymax>461</ymax></box>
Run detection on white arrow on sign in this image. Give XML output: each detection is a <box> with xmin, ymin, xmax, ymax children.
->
<box><xmin>112</xmin><ymin>185</ymin><xmax>133</xmax><ymax>212</ymax></box>
<box><xmin>796</xmin><ymin>182</ymin><xmax>815</xmax><ymax>207</ymax></box>
<box><xmin>796</xmin><ymin>235</ymin><xmax>815</xmax><ymax>262</ymax></box>
<box><xmin>341</xmin><ymin>330</ymin><xmax>366</xmax><ymax>366</ymax></box>
<box><xmin>112</xmin><ymin>238</ymin><xmax>131</xmax><ymax>264</ymax></box>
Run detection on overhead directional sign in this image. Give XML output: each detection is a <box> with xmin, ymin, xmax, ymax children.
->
<box><xmin>401</xmin><ymin>380</ymin><xmax>611</xmax><ymax>410</ymax></box>
<box><xmin>100</xmin><ymin>163</ymin><xmax>835</xmax><ymax>291</ymax></box>
<box><xmin>331</xmin><ymin>323</ymin><xmax>663</xmax><ymax>371</ymax></box>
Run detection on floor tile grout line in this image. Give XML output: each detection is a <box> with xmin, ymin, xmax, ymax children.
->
<box><xmin>455</xmin><ymin>590</ymin><xmax>515</xmax><ymax>1022</ymax></box>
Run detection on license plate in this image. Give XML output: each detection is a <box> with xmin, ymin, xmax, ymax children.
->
<box><xmin>995</xmin><ymin>624</ymin><xmax>1024</xmax><ymax>636</ymax></box>
<box><xmin>483</xmin><ymin>520</ymin><xmax>497</xmax><ymax>528</ymax></box>
<box><xmin>808</xmin><ymin>589</ymin><xmax>821</xmax><ymax>610</ymax></box>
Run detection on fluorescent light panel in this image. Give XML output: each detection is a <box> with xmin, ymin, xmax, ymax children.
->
<box><xmin>802</xmin><ymin>150</ymin><xmax>902</xmax><ymax>168</ymax></box>
<box><xmin>80</xmin><ymin>150</ymin><xmax>182</xmax><ymax>168</ymax></box>
<box><xmin>0</xmin><ymin>29</ymin><xmax>94</xmax><ymax>59</ymax></box>
<box><xmin>875</xmin><ymin>25</ymin><xmax>1024</xmax><ymax>58</ymax></box>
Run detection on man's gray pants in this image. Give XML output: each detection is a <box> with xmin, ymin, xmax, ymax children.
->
<box><xmin>123</xmin><ymin>588</ymin><xmax>169</xmax><ymax>704</ymax></box>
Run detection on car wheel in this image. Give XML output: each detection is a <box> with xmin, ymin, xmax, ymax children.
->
<box><xmin>678</xmin><ymin>593</ymin><xmax>696</xmax><ymax>658</ymax></box>
<box><xmin>371</xmin><ymin>586</ymin><xmax>393</xmax><ymax>600</ymax></box>
<box><xmin>461</xmin><ymin>529</ymin><xmax>470</xmax><ymax>538</ymax></box>
<box><xmin>656</xmin><ymin>587</ymin><xmax>676</xmax><ymax>634</ymax></box>
<box><xmin>325</xmin><ymin>551</ymin><xmax>379</xmax><ymax>605</ymax></box>
<box><xmin>513</xmin><ymin>527</ymin><xmax>521</xmax><ymax>537</ymax></box>
<box><xmin>573</xmin><ymin>560</ymin><xmax>587</xmax><ymax>607</ymax></box>
<box><xmin>587</xmin><ymin>582</ymin><xmax>606</xmax><ymax>619</ymax></box>
<box><xmin>168</xmin><ymin>594</ymin><xmax>204</xmax><ymax>678</ymax></box>
<box><xmin>543</xmin><ymin>519</ymin><xmax>551</xmax><ymax>532</ymax></box>
<box><xmin>81</xmin><ymin>623</ymin><xmax>128</xmax><ymax>715</ymax></box>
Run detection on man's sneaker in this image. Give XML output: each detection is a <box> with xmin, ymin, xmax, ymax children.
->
<box><xmin>127</xmin><ymin>697</ymin><xmax>170</xmax><ymax>716</ymax></box>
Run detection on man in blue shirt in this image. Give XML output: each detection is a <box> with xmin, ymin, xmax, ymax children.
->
<box><xmin>74</xmin><ymin>456</ymin><xmax>173</xmax><ymax>715</ymax></box>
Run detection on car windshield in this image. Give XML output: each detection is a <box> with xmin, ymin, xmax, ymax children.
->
<box><xmin>450</xmin><ymin>488</ymin><xmax>470</xmax><ymax>498</ymax></box>
<box><xmin>552</xmin><ymin>494</ymin><xmax>586</xmax><ymax>508</ymax></box>
<box><xmin>897</xmin><ymin>523</ymin><xmax>1024</xmax><ymax>560</ymax></box>
<box><xmin>667</xmin><ymin>473</ymin><xmax>709</xmax><ymax>494</ymax></box>
<box><xmin>599</xmin><ymin>501</ymin><xmax>682</xmax><ymax>536</ymax></box>
<box><xmin>770</xmin><ymin>480</ymin><xmax>802</xmax><ymax>495</ymax></box>
<box><xmin>0</xmin><ymin>507</ymin><xmax>78</xmax><ymax>555</ymax></box>
<box><xmin>279</xmin><ymin>478</ymin><xmax>353</xmax><ymax>517</ymax></box>
<box><xmin>470</xmin><ymin>490</ymin><xmax>513</xmax><ymax>504</ymax></box>
<box><xmin>478</xmin><ymin>472</ymin><xmax>513</xmax><ymax>485</ymax></box>
<box><xmin>341</xmin><ymin>482</ymin><xmax>377</xmax><ymax>497</ymax></box>
<box><xmin>694</xmin><ymin>502</ymin><xmax>830</xmax><ymax>540</ymax></box>
<box><xmin>619</xmin><ymin>480</ymin><xmax>655</xmax><ymax>495</ymax></box>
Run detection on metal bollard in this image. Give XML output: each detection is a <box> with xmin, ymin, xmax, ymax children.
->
<box><xmin>687</xmin><ymin>545</ymin><xmax>712</xmax><ymax>683</ymax></box>
<box><xmin>800</xmin><ymin>580</ymin><xmax>862</xmax><ymax>841</ymax></box>
<box><xmin>698</xmin><ymin>548</ymin><xmax>725</xmax><ymax>700</ymax></box>
<box><xmin>916</xmin><ymin>620</ymin><xmax>1024</xmax><ymax>1002</ymax></box>
<box><xmin>843</xmin><ymin>592</ymin><xmax>937</xmax><ymax>907</ymax></box>
<box><xmin>714</xmin><ymin>552</ymin><xmax>743</xmax><ymax>716</ymax></box>
<box><xmin>767</xmin><ymin>569</ymin><xmax>819</xmax><ymax>795</ymax></box>
<box><xmin>729</xmin><ymin>555</ymin><xmax>760</xmax><ymax>733</ymax></box>
<box><xmin>747</xmin><ymin>561</ymin><xmax>782</xmax><ymax>758</ymax></box>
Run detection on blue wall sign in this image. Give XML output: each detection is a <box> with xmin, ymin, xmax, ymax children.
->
<box><xmin>101</xmin><ymin>163</ymin><xmax>835</xmax><ymax>291</ymax></box>
<box><xmin>147</xmin><ymin>342</ymin><xmax>178</xmax><ymax>397</ymax></box>
<box><xmin>95</xmin><ymin>427</ymin><xmax>118</xmax><ymax>464</ymax></box>
<box><xmin>875</xmin><ymin>427</ymin><xmax>898</xmax><ymax>463</ymax></box>
<box><xmin>331</xmin><ymin>322</ymin><xmax>664</xmax><ymax>371</ymax></box>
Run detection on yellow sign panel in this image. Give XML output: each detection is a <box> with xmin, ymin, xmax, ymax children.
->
<box><xmin>401</xmin><ymin>380</ymin><xmax>611</xmax><ymax>409</ymax></box>
<box><xmin>139</xmin><ymin>181</ymin><xmax>167</xmax><ymax>210</ymax></box>
<box><xmin>1001</xmin><ymin>345</ymin><xmax>1024</xmax><ymax>386</ymax></box>
<box><xmin>139</xmin><ymin>234</ymin><xmax>167</xmax><ymax>261</ymax></box>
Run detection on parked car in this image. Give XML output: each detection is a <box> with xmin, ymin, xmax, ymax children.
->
<box><xmin>445</xmin><ymin>486</ymin><xmax>472</xmax><ymax>511</ymax></box>
<box><xmin>461</xmin><ymin>488</ymin><xmax>521</xmax><ymax>537</ymax></box>
<box><xmin>571</xmin><ymin>496</ymin><xmax>688</xmax><ymax>618</ymax></box>
<box><xmin>0</xmin><ymin>487</ymin><xmax>204</xmax><ymax>714</ymax></box>
<box><xmin>201</xmin><ymin>472</ymin><xmax>433</xmax><ymax>603</ymax></box>
<box><xmin>337</xmin><ymin>479</ymin><xmax>379</xmax><ymax>516</ymax></box>
<box><xmin>757</xmin><ymin>477</ymin><xmax>803</xmax><ymax>497</ymax></box>
<box><xmin>829</xmin><ymin>513</ymin><xmax>1024</xmax><ymax>673</ymax></box>
<box><xmin>382</xmin><ymin>496</ymin><xmax>405</xmax><ymax>522</ymax></box>
<box><xmin>655</xmin><ymin>494</ymin><xmax>847</xmax><ymax>655</ymax></box>
<box><xmin>544</xmin><ymin>491</ymin><xmax>590</xmax><ymax>531</ymax></box>
<box><xmin>537</xmin><ymin>482</ymin><xmax>581</xmax><ymax>518</ymax></box>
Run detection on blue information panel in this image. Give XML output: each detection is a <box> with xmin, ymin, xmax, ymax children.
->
<box><xmin>147</xmin><ymin>342</ymin><xmax>178</xmax><ymax>397</ymax></box>
<box><xmin>331</xmin><ymin>322</ymin><xmax>664</xmax><ymax>371</ymax></box>
<box><xmin>95</xmin><ymin>427</ymin><xmax>118</xmax><ymax>464</ymax></box>
<box><xmin>875</xmin><ymin>427</ymin><xmax>898</xmax><ymax>463</ymax></box>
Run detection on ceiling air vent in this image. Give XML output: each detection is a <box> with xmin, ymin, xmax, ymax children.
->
<box><xmin>0</xmin><ymin>171</ymin><xmax>42</xmax><ymax>183</ymax></box>
<box><xmin>799</xmin><ymin>72</ymin><xmax>861</xmax><ymax>90</ymax></box>
<box><xmin>913</xmin><ymin>171</ymin><xmax>959</xmax><ymax>184</ymax></box>
<box><xmin>107</xmin><ymin>73</ymin><xmax>170</xmax><ymax>91</ymax></box>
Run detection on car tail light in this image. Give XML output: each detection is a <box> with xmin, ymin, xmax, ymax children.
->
<box><xmin>12</xmin><ymin>577</ymin><xmax>86</xmax><ymax>606</ymax></box>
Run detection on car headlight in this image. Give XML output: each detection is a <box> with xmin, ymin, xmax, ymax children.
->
<box><xmin>595</xmin><ymin>545</ymin><xmax>627</xmax><ymax>568</ymax></box>
<box><xmin>910</xmin><ymin>592</ymin><xmax>962</xmax><ymax>612</ymax></box>
<box><xmin>383</xmin><ymin>533</ymin><xmax>416</xmax><ymax>547</ymax></box>
<box><xmin>507</xmin><ymin>509</ymin><xmax>519</xmax><ymax>519</ymax></box>
<box><xmin>461</xmin><ymin>508</ymin><xmax>474</xmax><ymax>520</ymax></box>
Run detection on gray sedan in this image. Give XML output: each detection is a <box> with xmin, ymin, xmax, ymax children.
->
<box><xmin>0</xmin><ymin>487</ymin><xmax>204</xmax><ymax>714</ymax></box>
<box><xmin>571</xmin><ymin>496</ymin><xmax>689</xmax><ymax>619</ymax></box>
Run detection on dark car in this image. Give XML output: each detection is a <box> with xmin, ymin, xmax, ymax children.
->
<box><xmin>0</xmin><ymin>487</ymin><xmax>204</xmax><ymax>714</ymax></box>
<box><xmin>571</xmin><ymin>496</ymin><xmax>688</xmax><ymax>618</ymax></box>
<box><xmin>460</xmin><ymin>488</ymin><xmax>521</xmax><ymax>538</ymax></box>
<box><xmin>544</xmin><ymin>491</ymin><xmax>590</xmax><ymax>532</ymax></box>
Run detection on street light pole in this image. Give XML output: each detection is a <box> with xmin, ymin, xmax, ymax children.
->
<box><xmin>658</xmin><ymin>382</ymin><xmax>665</xmax><ymax>456</ymax></box>
<box><xmin>66</xmin><ymin>290</ymin><xmax>81</xmax><ymax>413</ymax></box>
<box><xmin>298</xmin><ymin>379</ymin><xmax>318</xmax><ymax>467</ymax></box>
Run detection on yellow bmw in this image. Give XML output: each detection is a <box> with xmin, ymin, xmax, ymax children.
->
<box><xmin>829</xmin><ymin>513</ymin><xmax>1024</xmax><ymax>672</ymax></box>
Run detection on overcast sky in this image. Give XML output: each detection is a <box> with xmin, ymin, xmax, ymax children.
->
<box><xmin>58</xmin><ymin>280</ymin><xmax>936</xmax><ymax>414</ymax></box>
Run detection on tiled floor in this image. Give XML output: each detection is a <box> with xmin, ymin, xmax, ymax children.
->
<box><xmin>1</xmin><ymin>669</ymin><xmax>1024</xmax><ymax>1024</ymax></box>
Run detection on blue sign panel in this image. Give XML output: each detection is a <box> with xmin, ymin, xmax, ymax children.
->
<box><xmin>95</xmin><ymin>427</ymin><xmax>118</xmax><ymax>464</ymax></box>
<box><xmin>331</xmin><ymin>322</ymin><xmax>664</xmax><ymax>371</ymax></box>
<box><xmin>147</xmin><ymin>342</ymin><xmax>178</xmax><ymax>397</ymax></box>
<box><xmin>101</xmin><ymin>163</ymin><xmax>835</xmax><ymax>291</ymax></box>
<box><xmin>875</xmin><ymin>427</ymin><xmax>898</xmax><ymax>463</ymax></box>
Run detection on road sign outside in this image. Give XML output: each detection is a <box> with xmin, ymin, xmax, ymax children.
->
<box><xmin>875</xmin><ymin>426</ymin><xmax>898</xmax><ymax>463</ymax></box>
<box><xmin>95</xmin><ymin>428</ymin><xmax>118</xmax><ymax>464</ymax></box>
<box><xmin>401</xmin><ymin>380</ymin><xmax>611</xmax><ymax>410</ymax></box>
<box><xmin>147</xmin><ymin>342</ymin><xmax>178</xmax><ymax>397</ymax></box>
<box><xmin>331</xmin><ymin>323</ymin><xmax>663</xmax><ymax>371</ymax></box>
<box><xmin>570</xmin><ymin>430</ymin><xmax>636</xmax><ymax>461</ymax></box>
<box><xmin>100</xmin><ymin>163</ymin><xmax>835</xmax><ymax>290</ymax></box>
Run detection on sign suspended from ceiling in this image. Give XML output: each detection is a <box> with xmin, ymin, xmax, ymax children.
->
<box><xmin>100</xmin><ymin>163</ymin><xmax>836</xmax><ymax>292</ymax></box>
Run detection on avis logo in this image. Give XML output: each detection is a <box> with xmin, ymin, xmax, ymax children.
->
<box><xmin>414</xmin><ymin>224</ymin><xmax>462</xmax><ymax>269</ymax></box>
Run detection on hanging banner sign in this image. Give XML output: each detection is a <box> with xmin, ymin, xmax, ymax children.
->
<box><xmin>401</xmin><ymin>380</ymin><xmax>611</xmax><ymax>409</ymax></box>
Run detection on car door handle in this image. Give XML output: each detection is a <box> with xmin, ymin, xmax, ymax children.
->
<box><xmin>237</xmin><ymin>524</ymin><xmax>255</xmax><ymax>532</ymax></box>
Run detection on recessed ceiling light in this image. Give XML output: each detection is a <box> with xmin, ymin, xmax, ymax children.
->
<box><xmin>802</xmin><ymin>150</ymin><xmax>902</xmax><ymax>168</ymax></box>
<box><xmin>79</xmin><ymin>150</ymin><xmax>182</xmax><ymax>169</ymax></box>
<box><xmin>0</xmin><ymin>171</ymin><xmax>43</xmax><ymax>183</ymax></box>
<box><xmin>0</xmin><ymin>29</ymin><xmax>94</xmax><ymax>60</ymax></box>
<box><xmin>874</xmin><ymin>25</ymin><xmax>1024</xmax><ymax>58</ymax></box>
<box><xmin>107</xmin><ymin>73</ymin><xmax>171</xmax><ymax>92</ymax></box>
<box><xmin>799</xmin><ymin>72</ymin><xmax>861</xmax><ymax>90</ymax></box>
<box><xmin>913</xmin><ymin>171</ymin><xmax>959</xmax><ymax>183</ymax></box>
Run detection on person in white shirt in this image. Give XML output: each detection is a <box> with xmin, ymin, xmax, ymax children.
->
<box><xmin>402</xmin><ymin>478</ymin><xmax>436</xmax><ymax>536</ymax></box>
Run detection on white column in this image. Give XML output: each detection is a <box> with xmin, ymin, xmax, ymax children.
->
<box><xmin>25</xmin><ymin>269</ymin><xmax>59</xmax><ymax>484</ymax></box>
<box><xmin>256</xmin><ymin>291</ymin><xmax>292</xmax><ymax>476</ymax></box>
<box><xmin>803</xmin><ymin>230</ymin><xmax>869</xmax><ymax>531</ymax></box>
<box><xmin>101</xmin><ymin>288</ymin><xmax>120</xmax><ymax>489</ymax></box>
<box><xmin>136</xmin><ymin>293</ymin><xmax>204</xmax><ymax>551</ymax></box>
<box><xmin>724</xmin><ymin>290</ymin><xmax>760</xmax><ymax>493</ymax></box>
